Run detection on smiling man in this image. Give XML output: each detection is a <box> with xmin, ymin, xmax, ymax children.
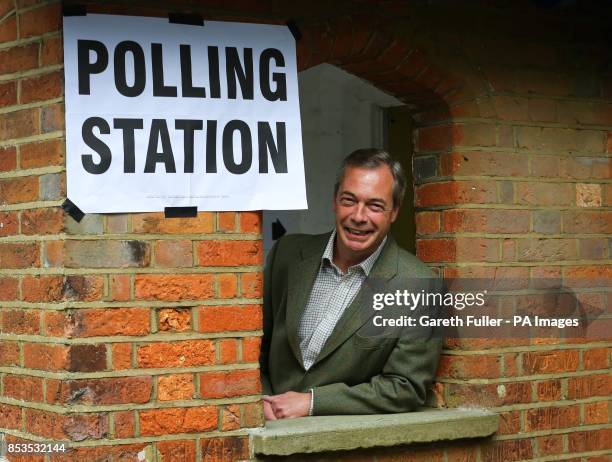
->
<box><xmin>260</xmin><ymin>149</ymin><xmax>442</xmax><ymax>419</ymax></box>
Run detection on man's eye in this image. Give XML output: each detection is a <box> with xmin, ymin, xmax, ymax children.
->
<box><xmin>340</xmin><ymin>198</ymin><xmax>356</xmax><ymax>206</ymax></box>
<box><xmin>367</xmin><ymin>203</ymin><xmax>385</xmax><ymax>213</ymax></box>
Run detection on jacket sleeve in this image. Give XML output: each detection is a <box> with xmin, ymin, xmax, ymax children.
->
<box><xmin>259</xmin><ymin>238</ymin><xmax>280</xmax><ymax>395</ymax></box>
<box><xmin>311</xmin><ymin>334</ymin><xmax>442</xmax><ymax>414</ymax></box>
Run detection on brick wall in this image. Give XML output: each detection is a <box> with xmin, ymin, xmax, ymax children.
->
<box><xmin>0</xmin><ymin>1</ymin><xmax>264</xmax><ymax>460</ymax></box>
<box><xmin>0</xmin><ymin>1</ymin><xmax>610</xmax><ymax>461</ymax></box>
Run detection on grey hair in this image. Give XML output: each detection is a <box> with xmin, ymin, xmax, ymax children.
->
<box><xmin>334</xmin><ymin>148</ymin><xmax>407</xmax><ymax>208</ymax></box>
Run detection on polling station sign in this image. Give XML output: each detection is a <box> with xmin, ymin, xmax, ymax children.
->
<box><xmin>63</xmin><ymin>14</ymin><xmax>307</xmax><ymax>213</ymax></box>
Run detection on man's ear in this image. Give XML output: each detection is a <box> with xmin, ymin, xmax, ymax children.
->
<box><xmin>390</xmin><ymin>207</ymin><xmax>399</xmax><ymax>223</ymax></box>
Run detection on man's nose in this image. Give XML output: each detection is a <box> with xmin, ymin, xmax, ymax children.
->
<box><xmin>350</xmin><ymin>203</ymin><xmax>368</xmax><ymax>222</ymax></box>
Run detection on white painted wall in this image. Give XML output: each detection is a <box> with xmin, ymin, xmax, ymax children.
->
<box><xmin>263</xmin><ymin>64</ymin><xmax>402</xmax><ymax>253</ymax></box>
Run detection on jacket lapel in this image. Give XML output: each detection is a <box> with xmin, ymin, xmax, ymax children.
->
<box><xmin>285</xmin><ymin>233</ymin><xmax>329</xmax><ymax>368</ymax></box>
<box><xmin>311</xmin><ymin>237</ymin><xmax>399</xmax><ymax>367</ymax></box>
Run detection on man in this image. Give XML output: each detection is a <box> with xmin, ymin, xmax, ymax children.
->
<box><xmin>260</xmin><ymin>149</ymin><xmax>442</xmax><ymax>419</ymax></box>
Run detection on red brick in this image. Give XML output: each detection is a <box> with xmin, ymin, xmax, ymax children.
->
<box><xmin>481</xmin><ymin>438</ymin><xmax>533</xmax><ymax>462</ymax></box>
<box><xmin>564</xmin><ymin>265</ymin><xmax>611</xmax><ymax>288</ymax></box>
<box><xmin>0</xmin><ymin>80</ymin><xmax>17</xmax><ymax>107</ymax></box>
<box><xmin>112</xmin><ymin>343</ymin><xmax>132</xmax><ymax>370</ymax></box>
<box><xmin>517</xmin><ymin>238</ymin><xmax>577</xmax><ymax>262</ymax></box>
<box><xmin>63</xmin><ymin>275</ymin><xmax>104</xmax><ymax>301</ymax></box>
<box><xmin>67</xmin><ymin>344</ymin><xmax>106</xmax><ymax>372</ymax></box>
<box><xmin>218</xmin><ymin>338</ymin><xmax>238</xmax><ymax>364</ymax></box>
<box><xmin>584</xmin><ymin>401</ymin><xmax>608</xmax><ymax>425</ymax></box>
<box><xmin>109</xmin><ymin>274</ymin><xmax>130</xmax><ymax>301</ymax></box>
<box><xmin>417</xmin><ymin>124</ymin><xmax>495</xmax><ymax>151</ymax></box>
<box><xmin>201</xmin><ymin>437</ymin><xmax>249</xmax><ymax>462</ymax></box>
<box><xmin>528</xmin><ymin>98</ymin><xmax>556</xmax><ymax>122</ymax></box>
<box><xmin>41</xmin><ymin>102</ymin><xmax>64</xmax><ymax>132</ymax></box>
<box><xmin>132</xmin><ymin>212</ymin><xmax>213</xmax><ymax>233</ymax></box>
<box><xmin>22</xmin><ymin>275</ymin><xmax>62</xmax><ymax>302</ymax></box>
<box><xmin>535</xmin><ymin>379</ymin><xmax>561</xmax><ymax>401</ymax></box>
<box><xmin>563</xmin><ymin>211</ymin><xmax>612</xmax><ymax>234</ymax></box>
<box><xmin>199</xmin><ymin>305</ymin><xmax>262</xmax><ymax>333</ymax></box>
<box><xmin>0</xmin><ymin>341</ymin><xmax>19</xmax><ymax>366</ymax></box>
<box><xmin>242</xmin><ymin>401</ymin><xmax>263</xmax><ymax>428</ymax></box>
<box><xmin>157</xmin><ymin>374</ymin><xmax>195</xmax><ymax>401</ymax></box>
<box><xmin>416</xmin><ymin>238</ymin><xmax>456</xmax><ymax>262</ymax></box>
<box><xmin>498</xmin><ymin>410</ymin><xmax>521</xmax><ymax>435</ymax></box>
<box><xmin>416</xmin><ymin>181</ymin><xmax>497</xmax><ymax>206</ymax></box>
<box><xmin>0</xmin><ymin>13</ymin><xmax>16</xmax><ymax>42</ymax></box>
<box><xmin>3</xmin><ymin>374</ymin><xmax>43</xmax><ymax>402</ymax></box>
<box><xmin>579</xmin><ymin>237</ymin><xmax>607</xmax><ymax>259</ymax></box>
<box><xmin>69</xmin><ymin>307</ymin><xmax>150</xmax><ymax>337</ymax></box>
<box><xmin>51</xmin><ymin>444</ymin><xmax>146</xmax><ymax>461</ymax></box>
<box><xmin>0</xmin><ymin>275</ymin><xmax>19</xmax><ymax>300</ymax></box>
<box><xmin>517</xmin><ymin>126</ymin><xmax>604</xmax><ymax>153</ymax></box>
<box><xmin>582</xmin><ymin>348</ymin><xmax>609</xmax><ymax>370</ymax></box>
<box><xmin>217</xmin><ymin>273</ymin><xmax>237</xmax><ymax>298</ymax></box>
<box><xmin>517</xmin><ymin>182</ymin><xmax>573</xmax><ymax>206</ymax></box>
<box><xmin>241</xmin><ymin>272</ymin><xmax>262</xmax><ymax>298</ymax></box>
<box><xmin>443</xmin><ymin>209</ymin><xmax>529</xmax><ymax>233</ymax></box>
<box><xmin>441</xmin><ymin>151</ymin><xmax>530</xmax><ymax>177</ymax></box>
<box><xmin>137</xmin><ymin>340</ymin><xmax>215</xmax><ymax>368</ymax></box>
<box><xmin>1</xmin><ymin>308</ymin><xmax>39</xmax><ymax>334</ymax></box>
<box><xmin>139</xmin><ymin>406</ymin><xmax>217</xmax><ymax>436</ymax></box>
<box><xmin>536</xmin><ymin>435</ymin><xmax>564</xmax><ymax>456</ymax></box>
<box><xmin>47</xmin><ymin>377</ymin><xmax>152</xmax><ymax>405</ymax></box>
<box><xmin>156</xmin><ymin>440</ymin><xmax>196</xmax><ymax>462</ymax></box>
<box><xmin>0</xmin><ymin>403</ymin><xmax>22</xmax><ymax>429</ymax></box>
<box><xmin>239</xmin><ymin>211</ymin><xmax>262</xmax><ymax>233</ymax></box>
<box><xmin>242</xmin><ymin>337</ymin><xmax>261</xmax><ymax>362</ymax></box>
<box><xmin>560</xmin><ymin>157</ymin><xmax>610</xmax><ymax>180</ymax></box>
<box><xmin>493</xmin><ymin>95</ymin><xmax>529</xmax><ymax>120</ymax></box>
<box><xmin>0</xmin><ymin>43</ymin><xmax>38</xmax><ymax>74</ymax></box>
<box><xmin>199</xmin><ymin>369</ymin><xmax>261</xmax><ymax>398</ymax></box>
<box><xmin>436</xmin><ymin>354</ymin><xmax>501</xmax><ymax>379</ymax></box>
<box><xmin>135</xmin><ymin>274</ymin><xmax>214</xmax><ymax>301</ymax></box>
<box><xmin>0</xmin><ymin>146</ymin><xmax>16</xmax><ymax>171</ymax></box>
<box><xmin>154</xmin><ymin>239</ymin><xmax>193</xmax><ymax>267</ymax></box>
<box><xmin>41</xmin><ymin>35</ymin><xmax>62</xmax><ymax>65</ymax></box>
<box><xmin>197</xmin><ymin>240</ymin><xmax>262</xmax><ymax>266</ymax></box>
<box><xmin>19</xmin><ymin>139</ymin><xmax>63</xmax><ymax>169</ymax></box>
<box><xmin>25</xmin><ymin>408</ymin><xmax>107</xmax><ymax>440</ymax></box>
<box><xmin>567</xmin><ymin>374</ymin><xmax>610</xmax><ymax>399</ymax></box>
<box><xmin>23</xmin><ymin>343</ymin><xmax>68</xmax><ymax>371</ymax></box>
<box><xmin>113</xmin><ymin>411</ymin><xmax>135</xmax><ymax>438</ymax></box>
<box><xmin>415</xmin><ymin>211</ymin><xmax>440</xmax><ymax>234</ymax></box>
<box><xmin>21</xmin><ymin>207</ymin><xmax>64</xmax><ymax>235</ymax></box>
<box><xmin>446</xmin><ymin>446</ymin><xmax>478</xmax><ymax>462</ymax></box>
<box><xmin>446</xmin><ymin>382</ymin><xmax>530</xmax><ymax>407</ymax></box>
<box><xmin>20</xmin><ymin>71</ymin><xmax>62</xmax><ymax>103</ymax></box>
<box><xmin>531</xmin><ymin>155</ymin><xmax>559</xmax><ymax>177</ymax></box>
<box><xmin>456</xmin><ymin>237</ymin><xmax>499</xmax><ymax>262</ymax></box>
<box><xmin>569</xmin><ymin>429</ymin><xmax>612</xmax><ymax>452</ymax></box>
<box><xmin>217</xmin><ymin>212</ymin><xmax>236</xmax><ymax>231</ymax></box>
<box><xmin>157</xmin><ymin>307</ymin><xmax>191</xmax><ymax>332</ymax></box>
<box><xmin>18</xmin><ymin>3</ymin><xmax>61</xmax><ymax>38</ymax></box>
<box><xmin>42</xmin><ymin>240</ymin><xmax>64</xmax><ymax>267</ymax></box>
<box><xmin>0</xmin><ymin>175</ymin><xmax>38</xmax><ymax>204</ymax></box>
<box><xmin>221</xmin><ymin>404</ymin><xmax>241</xmax><ymax>431</ymax></box>
<box><xmin>523</xmin><ymin>350</ymin><xmax>579</xmax><ymax>374</ymax></box>
<box><xmin>0</xmin><ymin>241</ymin><xmax>39</xmax><ymax>268</ymax></box>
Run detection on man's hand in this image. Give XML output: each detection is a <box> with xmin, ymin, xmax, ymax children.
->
<box><xmin>263</xmin><ymin>391</ymin><xmax>310</xmax><ymax>419</ymax></box>
<box><xmin>262</xmin><ymin>398</ymin><xmax>277</xmax><ymax>420</ymax></box>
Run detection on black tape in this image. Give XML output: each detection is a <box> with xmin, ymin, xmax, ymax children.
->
<box><xmin>165</xmin><ymin>206</ymin><xmax>197</xmax><ymax>218</ymax></box>
<box><xmin>272</xmin><ymin>218</ymin><xmax>286</xmax><ymax>241</ymax></box>
<box><xmin>63</xmin><ymin>5</ymin><xmax>87</xmax><ymax>16</ymax></box>
<box><xmin>286</xmin><ymin>20</ymin><xmax>302</xmax><ymax>41</ymax></box>
<box><xmin>169</xmin><ymin>13</ymin><xmax>204</xmax><ymax>26</ymax></box>
<box><xmin>61</xmin><ymin>199</ymin><xmax>85</xmax><ymax>222</ymax></box>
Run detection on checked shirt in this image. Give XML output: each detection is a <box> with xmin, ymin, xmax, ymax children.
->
<box><xmin>297</xmin><ymin>230</ymin><xmax>386</xmax><ymax>370</ymax></box>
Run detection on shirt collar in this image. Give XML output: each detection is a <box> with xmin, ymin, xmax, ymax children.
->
<box><xmin>322</xmin><ymin>229</ymin><xmax>387</xmax><ymax>276</ymax></box>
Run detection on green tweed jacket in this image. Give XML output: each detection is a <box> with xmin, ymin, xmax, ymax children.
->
<box><xmin>260</xmin><ymin>232</ymin><xmax>443</xmax><ymax>415</ymax></box>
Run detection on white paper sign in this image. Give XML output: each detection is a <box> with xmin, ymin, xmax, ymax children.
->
<box><xmin>63</xmin><ymin>14</ymin><xmax>307</xmax><ymax>213</ymax></box>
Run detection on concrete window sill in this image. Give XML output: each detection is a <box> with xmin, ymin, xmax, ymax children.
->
<box><xmin>249</xmin><ymin>408</ymin><xmax>499</xmax><ymax>456</ymax></box>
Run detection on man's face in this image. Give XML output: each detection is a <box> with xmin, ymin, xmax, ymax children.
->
<box><xmin>333</xmin><ymin>165</ymin><xmax>399</xmax><ymax>260</ymax></box>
